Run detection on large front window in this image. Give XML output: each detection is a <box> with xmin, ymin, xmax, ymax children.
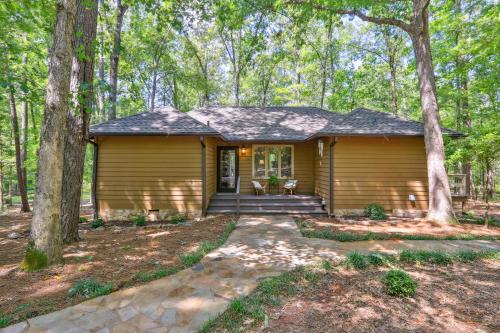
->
<box><xmin>252</xmin><ymin>145</ymin><xmax>294</xmax><ymax>179</ymax></box>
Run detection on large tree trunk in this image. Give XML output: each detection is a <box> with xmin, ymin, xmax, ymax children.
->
<box><xmin>409</xmin><ymin>12</ymin><xmax>455</xmax><ymax>223</ymax></box>
<box><xmin>108</xmin><ymin>0</ymin><xmax>127</xmax><ymax>120</ymax></box>
<box><xmin>30</xmin><ymin>0</ymin><xmax>77</xmax><ymax>264</ymax></box>
<box><xmin>61</xmin><ymin>0</ymin><xmax>98</xmax><ymax>244</ymax></box>
<box><xmin>8</xmin><ymin>88</ymin><xmax>30</xmax><ymax>212</ymax></box>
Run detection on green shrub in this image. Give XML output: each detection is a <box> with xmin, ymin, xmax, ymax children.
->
<box><xmin>321</xmin><ymin>260</ymin><xmax>334</xmax><ymax>270</ymax></box>
<box><xmin>20</xmin><ymin>246</ymin><xmax>48</xmax><ymax>272</ymax></box>
<box><xmin>0</xmin><ymin>313</ymin><xmax>11</xmax><ymax>328</ymax></box>
<box><xmin>365</xmin><ymin>203</ymin><xmax>387</xmax><ymax>220</ymax></box>
<box><xmin>135</xmin><ymin>267</ymin><xmax>180</xmax><ymax>282</ymax></box>
<box><xmin>345</xmin><ymin>252</ymin><xmax>368</xmax><ymax>269</ymax></box>
<box><xmin>384</xmin><ymin>269</ymin><xmax>417</xmax><ymax>297</ymax></box>
<box><xmin>91</xmin><ymin>218</ymin><xmax>104</xmax><ymax>229</ymax></box>
<box><xmin>68</xmin><ymin>279</ymin><xmax>113</xmax><ymax>299</ymax></box>
<box><xmin>79</xmin><ymin>217</ymin><xmax>87</xmax><ymax>223</ymax></box>
<box><xmin>170</xmin><ymin>214</ymin><xmax>186</xmax><ymax>224</ymax></box>
<box><xmin>399</xmin><ymin>250</ymin><xmax>418</xmax><ymax>263</ymax></box>
<box><xmin>268</xmin><ymin>175</ymin><xmax>279</xmax><ymax>186</ymax></box>
<box><xmin>134</xmin><ymin>215</ymin><xmax>146</xmax><ymax>226</ymax></box>
<box><xmin>367</xmin><ymin>253</ymin><xmax>393</xmax><ymax>266</ymax></box>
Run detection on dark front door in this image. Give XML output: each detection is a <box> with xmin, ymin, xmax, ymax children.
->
<box><xmin>217</xmin><ymin>147</ymin><xmax>239</xmax><ymax>193</ymax></box>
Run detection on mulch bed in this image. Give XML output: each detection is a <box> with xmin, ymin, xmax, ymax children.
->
<box><xmin>263</xmin><ymin>260</ymin><xmax>500</xmax><ymax>333</ymax></box>
<box><xmin>0</xmin><ymin>209</ymin><xmax>235</xmax><ymax>323</ymax></box>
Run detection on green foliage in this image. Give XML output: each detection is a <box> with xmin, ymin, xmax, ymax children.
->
<box><xmin>0</xmin><ymin>313</ymin><xmax>11</xmax><ymax>328</ymax></box>
<box><xmin>79</xmin><ymin>217</ymin><xmax>87</xmax><ymax>223</ymax></box>
<box><xmin>68</xmin><ymin>279</ymin><xmax>113</xmax><ymax>299</ymax></box>
<box><xmin>135</xmin><ymin>267</ymin><xmax>180</xmax><ymax>282</ymax></box>
<box><xmin>91</xmin><ymin>218</ymin><xmax>104</xmax><ymax>229</ymax></box>
<box><xmin>321</xmin><ymin>259</ymin><xmax>334</xmax><ymax>270</ymax></box>
<box><xmin>364</xmin><ymin>203</ymin><xmax>387</xmax><ymax>220</ymax></box>
<box><xmin>399</xmin><ymin>250</ymin><xmax>452</xmax><ymax>265</ymax></box>
<box><xmin>20</xmin><ymin>245</ymin><xmax>48</xmax><ymax>272</ymax></box>
<box><xmin>134</xmin><ymin>215</ymin><xmax>146</xmax><ymax>226</ymax></box>
<box><xmin>384</xmin><ymin>269</ymin><xmax>417</xmax><ymax>297</ymax></box>
<box><xmin>268</xmin><ymin>175</ymin><xmax>279</xmax><ymax>186</ymax></box>
<box><xmin>170</xmin><ymin>214</ymin><xmax>186</xmax><ymax>224</ymax></box>
<box><xmin>345</xmin><ymin>252</ymin><xmax>368</xmax><ymax>269</ymax></box>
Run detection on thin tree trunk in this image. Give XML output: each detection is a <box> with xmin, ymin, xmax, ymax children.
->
<box><xmin>150</xmin><ymin>66</ymin><xmax>158</xmax><ymax>112</ymax></box>
<box><xmin>8</xmin><ymin>88</ymin><xmax>30</xmax><ymax>212</ymax></box>
<box><xmin>97</xmin><ymin>0</ymin><xmax>106</xmax><ymax>121</ymax></box>
<box><xmin>0</xmin><ymin>143</ymin><xmax>4</xmax><ymax>211</ymax></box>
<box><xmin>234</xmin><ymin>68</ymin><xmax>240</xmax><ymax>107</ymax></box>
<box><xmin>409</xmin><ymin>13</ymin><xmax>455</xmax><ymax>223</ymax></box>
<box><xmin>21</xmin><ymin>46</ymin><xmax>29</xmax><ymax>193</ymax></box>
<box><xmin>30</xmin><ymin>103</ymin><xmax>37</xmax><ymax>131</ymax></box>
<box><xmin>108</xmin><ymin>0</ymin><xmax>127</xmax><ymax>120</ymax></box>
<box><xmin>30</xmin><ymin>0</ymin><xmax>77</xmax><ymax>264</ymax></box>
<box><xmin>8</xmin><ymin>165</ymin><xmax>13</xmax><ymax>206</ymax></box>
<box><xmin>61</xmin><ymin>0</ymin><xmax>98</xmax><ymax>244</ymax></box>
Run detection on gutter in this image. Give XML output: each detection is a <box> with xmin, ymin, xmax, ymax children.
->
<box><xmin>88</xmin><ymin>139</ymin><xmax>99</xmax><ymax>219</ymax></box>
<box><xmin>329</xmin><ymin>137</ymin><xmax>336</xmax><ymax>217</ymax></box>
<box><xmin>200</xmin><ymin>136</ymin><xmax>206</xmax><ymax>217</ymax></box>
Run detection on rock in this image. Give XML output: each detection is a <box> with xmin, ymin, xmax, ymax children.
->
<box><xmin>111</xmin><ymin>227</ymin><xmax>122</xmax><ymax>234</ymax></box>
<box><xmin>7</xmin><ymin>232</ymin><xmax>22</xmax><ymax>239</ymax></box>
<box><xmin>92</xmin><ymin>226</ymin><xmax>105</xmax><ymax>231</ymax></box>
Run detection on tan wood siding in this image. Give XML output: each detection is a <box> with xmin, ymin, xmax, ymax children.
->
<box><xmin>205</xmin><ymin>137</ymin><xmax>218</xmax><ymax>207</ymax></box>
<box><xmin>96</xmin><ymin>136</ymin><xmax>202</xmax><ymax>216</ymax></box>
<box><xmin>314</xmin><ymin>137</ymin><xmax>331</xmax><ymax>214</ymax></box>
<box><xmin>333</xmin><ymin>136</ymin><xmax>428</xmax><ymax>211</ymax></box>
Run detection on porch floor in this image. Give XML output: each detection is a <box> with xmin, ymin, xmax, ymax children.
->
<box><xmin>207</xmin><ymin>193</ymin><xmax>327</xmax><ymax>215</ymax></box>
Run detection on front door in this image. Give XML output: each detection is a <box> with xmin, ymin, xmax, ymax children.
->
<box><xmin>217</xmin><ymin>147</ymin><xmax>239</xmax><ymax>193</ymax></box>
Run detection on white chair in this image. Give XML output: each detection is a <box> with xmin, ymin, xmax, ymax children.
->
<box><xmin>252</xmin><ymin>181</ymin><xmax>266</xmax><ymax>195</ymax></box>
<box><xmin>283</xmin><ymin>179</ymin><xmax>298</xmax><ymax>195</ymax></box>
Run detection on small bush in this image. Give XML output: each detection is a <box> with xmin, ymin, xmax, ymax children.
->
<box><xmin>134</xmin><ymin>215</ymin><xmax>146</xmax><ymax>226</ymax></box>
<box><xmin>91</xmin><ymin>218</ymin><xmax>104</xmax><ymax>229</ymax></box>
<box><xmin>20</xmin><ymin>246</ymin><xmax>48</xmax><ymax>272</ymax></box>
<box><xmin>365</xmin><ymin>203</ymin><xmax>387</xmax><ymax>220</ymax></box>
<box><xmin>345</xmin><ymin>252</ymin><xmax>368</xmax><ymax>269</ymax></box>
<box><xmin>321</xmin><ymin>260</ymin><xmax>334</xmax><ymax>270</ymax></box>
<box><xmin>384</xmin><ymin>269</ymin><xmax>417</xmax><ymax>297</ymax></box>
<box><xmin>79</xmin><ymin>217</ymin><xmax>87</xmax><ymax>223</ymax></box>
<box><xmin>368</xmin><ymin>253</ymin><xmax>393</xmax><ymax>266</ymax></box>
<box><xmin>135</xmin><ymin>267</ymin><xmax>180</xmax><ymax>282</ymax></box>
<box><xmin>0</xmin><ymin>313</ymin><xmax>11</xmax><ymax>328</ymax></box>
<box><xmin>399</xmin><ymin>250</ymin><xmax>418</xmax><ymax>263</ymax></box>
<box><xmin>170</xmin><ymin>214</ymin><xmax>186</xmax><ymax>224</ymax></box>
<box><xmin>68</xmin><ymin>279</ymin><xmax>113</xmax><ymax>299</ymax></box>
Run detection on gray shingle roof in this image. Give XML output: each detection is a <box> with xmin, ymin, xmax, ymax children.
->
<box><xmin>188</xmin><ymin>106</ymin><xmax>346</xmax><ymax>141</ymax></box>
<box><xmin>89</xmin><ymin>107</ymin><xmax>219</xmax><ymax>136</ymax></box>
<box><xmin>90</xmin><ymin>105</ymin><xmax>462</xmax><ymax>139</ymax></box>
<box><xmin>324</xmin><ymin>108</ymin><xmax>462</xmax><ymax>137</ymax></box>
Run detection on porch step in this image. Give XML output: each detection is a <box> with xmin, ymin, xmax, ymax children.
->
<box><xmin>207</xmin><ymin>193</ymin><xmax>327</xmax><ymax>215</ymax></box>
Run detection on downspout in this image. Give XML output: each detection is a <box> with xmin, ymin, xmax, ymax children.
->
<box><xmin>89</xmin><ymin>139</ymin><xmax>99</xmax><ymax>219</ymax></box>
<box><xmin>329</xmin><ymin>137</ymin><xmax>336</xmax><ymax>216</ymax></box>
<box><xmin>200</xmin><ymin>136</ymin><xmax>206</xmax><ymax>217</ymax></box>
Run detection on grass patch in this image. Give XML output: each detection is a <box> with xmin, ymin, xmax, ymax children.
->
<box><xmin>399</xmin><ymin>250</ymin><xmax>452</xmax><ymax>265</ymax></box>
<box><xmin>299</xmin><ymin>228</ymin><xmax>500</xmax><ymax>242</ymax></box>
<box><xmin>180</xmin><ymin>220</ymin><xmax>237</xmax><ymax>267</ymax></box>
<box><xmin>68</xmin><ymin>279</ymin><xmax>113</xmax><ymax>299</ymax></box>
<box><xmin>199</xmin><ymin>266</ymin><xmax>319</xmax><ymax>332</ymax></box>
<box><xmin>384</xmin><ymin>269</ymin><xmax>417</xmax><ymax>297</ymax></box>
<box><xmin>91</xmin><ymin>218</ymin><xmax>104</xmax><ymax>229</ymax></box>
<box><xmin>20</xmin><ymin>245</ymin><xmax>48</xmax><ymax>272</ymax></box>
<box><xmin>0</xmin><ymin>313</ymin><xmax>11</xmax><ymax>328</ymax></box>
<box><xmin>135</xmin><ymin>267</ymin><xmax>180</xmax><ymax>282</ymax></box>
<box><xmin>134</xmin><ymin>215</ymin><xmax>146</xmax><ymax>226</ymax></box>
<box><xmin>170</xmin><ymin>214</ymin><xmax>186</xmax><ymax>224</ymax></box>
<box><xmin>345</xmin><ymin>252</ymin><xmax>369</xmax><ymax>269</ymax></box>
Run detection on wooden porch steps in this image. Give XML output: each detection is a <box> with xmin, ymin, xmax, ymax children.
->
<box><xmin>207</xmin><ymin>194</ymin><xmax>327</xmax><ymax>215</ymax></box>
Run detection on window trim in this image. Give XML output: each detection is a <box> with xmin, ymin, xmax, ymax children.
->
<box><xmin>252</xmin><ymin>144</ymin><xmax>294</xmax><ymax>179</ymax></box>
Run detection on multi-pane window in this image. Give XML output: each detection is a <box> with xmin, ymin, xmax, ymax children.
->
<box><xmin>252</xmin><ymin>145</ymin><xmax>294</xmax><ymax>179</ymax></box>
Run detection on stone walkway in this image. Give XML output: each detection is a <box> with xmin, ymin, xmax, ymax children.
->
<box><xmin>3</xmin><ymin>215</ymin><xmax>499</xmax><ymax>333</ymax></box>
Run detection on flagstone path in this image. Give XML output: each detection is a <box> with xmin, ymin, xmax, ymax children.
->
<box><xmin>2</xmin><ymin>215</ymin><xmax>499</xmax><ymax>333</ymax></box>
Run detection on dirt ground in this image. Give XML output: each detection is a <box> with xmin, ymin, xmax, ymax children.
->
<box><xmin>264</xmin><ymin>260</ymin><xmax>500</xmax><ymax>333</ymax></box>
<box><xmin>305</xmin><ymin>201</ymin><xmax>500</xmax><ymax>237</ymax></box>
<box><xmin>0</xmin><ymin>208</ymin><xmax>234</xmax><ymax>323</ymax></box>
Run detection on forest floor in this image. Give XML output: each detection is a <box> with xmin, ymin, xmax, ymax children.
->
<box><xmin>0</xmin><ymin>208</ymin><xmax>235</xmax><ymax>326</ymax></box>
<box><xmin>259</xmin><ymin>260</ymin><xmax>500</xmax><ymax>333</ymax></box>
<box><xmin>300</xmin><ymin>201</ymin><xmax>500</xmax><ymax>241</ymax></box>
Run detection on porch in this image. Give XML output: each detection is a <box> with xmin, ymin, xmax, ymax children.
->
<box><xmin>207</xmin><ymin>193</ymin><xmax>327</xmax><ymax>215</ymax></box>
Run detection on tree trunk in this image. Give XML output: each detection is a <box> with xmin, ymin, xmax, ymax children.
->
<box><xmin>0</xmin><ymin>144</ymin><xmax>4</xmax><ymax>211</ymax></box>
<box><xmin>485</xmin><ymin>160</ymin><xmax>493</xmax><ymax>200</ymax></box>
<box><xmin>61</xmin><ymin>0</ymin><xmax>98</xmax><ymax>244</ymax></box>
<box><xmin>21</xmin><ymin>49</ymin><xmax>29</xmax><ymax>194</ymax></box>
<box><xmin>108</xmin><ymin>0</ymin><xmax>127</xmax><ymax>120</ymax></box>
<box><xmin>409</xmin><ymin>15</ymin><xmax>455</xmax><ymax>223</ymax></box>
<box><xmin>150</xmin><ymin>66</ymin><xmax>158</xmax><ymax>112</ymax></box>
<box><xmin>8</xmin><ymin>165</ymin><xmax>13</xmax><ymax>206</ymax></box>
<box><xmin>97</xmin><ymin>0</ymin><xmax>106</xmax><ymax>121</ymax></box>
<box><xmin>30</xmin><ymin>0</ymin><xmax>77</xmax><ymax>264</ymax></box>
<box><xmin>8</xmin><ymin>88</ymin><xmax>30</xmax><ymax>212</ymax></box>
<box><xmin>234</xmin><ymin>69</ymin><xmax>240</xmax><ymax>106</ymax></box>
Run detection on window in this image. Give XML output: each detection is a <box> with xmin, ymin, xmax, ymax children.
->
<box><xmin>252</xmin><ymin>145</ymin><xmax>294</xmax><ymax>179</ymax></box>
